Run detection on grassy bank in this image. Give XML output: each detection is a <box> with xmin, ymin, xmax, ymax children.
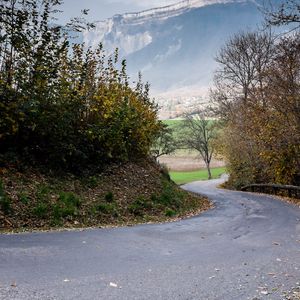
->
<box><xmin>0</xmin><ymin>161</ymin><xmax>211</xmax><ymax>232</ymax></box>
<box><xmin>170</xmin><ymin>167</ymin><xmax>226</xmax><ymax>185</ymax></box>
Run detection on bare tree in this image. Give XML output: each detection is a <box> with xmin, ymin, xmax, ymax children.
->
<box><xmin>264</xmin><ymin>0</ymin><xmax>300</xmax><ymax>28</ymax></box>
<box><xmin>211</xmin><ymin>28</ymin><xmax>300</xmax><ymax>187</ymax></box>
<box><xmin>212</xmin><ymin>31</ymin><xmax>274</xmax><ymax>118</ymax></box>
<box><xmin>179</xmin><ymin>111</ymin><xmax>217</xmax><ymax>180</ymax></box>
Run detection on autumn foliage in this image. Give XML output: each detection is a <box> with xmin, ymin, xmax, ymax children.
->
<box><xmin>212</xmin><ymin>32</ymin><xmax>300</xmax><ymax>188</ymax></box>
<box><xmin>0</xmin><ymin>0</ymin><xmax>161</xmax><ymax>172</ymax></box>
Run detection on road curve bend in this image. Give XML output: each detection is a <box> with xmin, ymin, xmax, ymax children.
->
<box><xmin>0</xmin><ymin>178</ymin><xmax>300</xmax><ymax>300</ymax></box>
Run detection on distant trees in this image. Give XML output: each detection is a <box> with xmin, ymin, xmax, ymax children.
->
<box><xmin>0</xmin><ymin>0</ymin><xmax>162</xmax><ymax>172</ymax></box>
<box><xmin>211</xmin><ymin>30</ymin><xmax>300</xmax><ymax>188</ymax></box>
<box><xmin>213</xmin><ymin>32</ymin><xmax>274</xmax><ymax>113</ymax></box>
<box><xmin>264</xmin><ymin>0</ymin><xmax>300</xmax><ymax>28</ymax></box>
<box><xmin>179</xmin><ymin>110</ymin><xmax>218</xmax><ymax>179</ymax></box>
<box><xmin>151</xmin><ymin>125</ymin><xmax>177</xmax><ymax>161</ymax></box>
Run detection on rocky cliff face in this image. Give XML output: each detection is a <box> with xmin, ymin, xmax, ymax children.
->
<box><xmin>83</xmin><ymin>0</ymin><xmax>241</xmax><ymax>56</ymax></box>
<box><xmin>83</xmin><ymin>0</ymin><xmax>263</xmax><ymax>117</ymax></box>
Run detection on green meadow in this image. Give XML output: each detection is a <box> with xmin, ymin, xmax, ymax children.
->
<box><xmin>170</xmin><ymin>167</ymin><xmax>226</xmax><ymax>185</ymax></box>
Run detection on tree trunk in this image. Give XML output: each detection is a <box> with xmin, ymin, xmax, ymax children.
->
<box><xmin>206</xmin><ymin>163</ymin><xmax>212</xmax><ymax>180</ymax></box>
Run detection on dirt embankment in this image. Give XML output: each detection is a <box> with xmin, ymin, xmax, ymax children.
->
<box><xmin>0</xmin><ymin>161</ymin><xmax>211</xmax><ymax>232</ymax></box>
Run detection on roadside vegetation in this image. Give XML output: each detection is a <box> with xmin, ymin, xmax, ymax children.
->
<box><xmin>0</xmin><ymin>161</ymin><xmax>211</xmax><ymax>232</ymax></box>
<box><xmin>0</xmin><ymin>0</ymin><xmax>211</xmax><ymax>231</ymax></box>
<box><xmin>0</xmin><ymin>0</ymin><xmax>161</xmax><ymax>172</ymax></box>
<box><xmin>210</xmin><ymin>5</ymin><xmax>300</xmax><ymax>189</ymax></box>
<box><xmin>161</xmin><ymin>3</ymin><xmax>300</xmax><ymax>193</ymax></box>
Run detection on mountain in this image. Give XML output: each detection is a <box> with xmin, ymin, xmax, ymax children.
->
<box><xmin>83</xmin><ymin>0</ymin><xmax>265</xmax><ymax>118</ymax></box>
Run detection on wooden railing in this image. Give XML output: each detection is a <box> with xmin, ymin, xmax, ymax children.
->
<box><xmin>241</xmin><ymin>184</ymin><xmax>300</xmax><ymax>199</ymax></box>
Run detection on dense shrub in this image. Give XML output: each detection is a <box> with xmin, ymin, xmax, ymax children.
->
<box><xmin>0</xmin><ymin>0</ymin><xmax>162</xmax><ymax>172</ymax></box>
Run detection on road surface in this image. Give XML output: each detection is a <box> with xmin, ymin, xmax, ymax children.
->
<box><xmin>0</xmin><ymin>178</ymin><xmax>299</xmax><ymax>299</ymax></box>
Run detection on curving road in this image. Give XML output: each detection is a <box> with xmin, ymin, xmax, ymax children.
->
<box><xmin>0</xmin><ymin>178</ymin><xmax>300</xmax><ymax>300</ymax></box>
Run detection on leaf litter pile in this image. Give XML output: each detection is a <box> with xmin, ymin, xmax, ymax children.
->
<box><xmin>0</xmin><ymin>160</ymin><xmax>211</xmax><ymax>232</ymax></box>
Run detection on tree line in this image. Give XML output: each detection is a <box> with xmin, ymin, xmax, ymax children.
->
<box><xmin>0</xmin><ymin>0</ymin><xmax>162</xmax><ymax>172</ymax></box>
<box><xmin>211</xmin><ymin>3</ymin><xmax>300</xmax><ymax>188</ymax></box>
<box><xmin>154</xmin><ymin>1</ymin><xmax>300</xmax><ymax>186</ymax></box>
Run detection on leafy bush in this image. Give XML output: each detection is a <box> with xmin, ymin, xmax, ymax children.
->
<box><xmin>58</xmin><ymin>192</ymin><xmax>81</xmax><ymax>208</ymax></box>
<box><xmin>36</xmin><ymin>185</ymin><xmax>51</xmax><ymax>202</ymax></box>
<box><xmin>0</xmin><ymin>0</ymin><xmax>162</xmax><ymax>172</ymax></box>
<box><xmin>86</xmin><ymin>176</ymin><xmax>99</xmax><ymax>189</ymax></box>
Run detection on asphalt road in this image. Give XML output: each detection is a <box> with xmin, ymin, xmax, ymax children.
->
<box><xmin>0</xmin><ymin>178</ymin><xmax>300</xmax><ymax>300</ymax></box>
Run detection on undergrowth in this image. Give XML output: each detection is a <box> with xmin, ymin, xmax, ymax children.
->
<box><xmin>0</xmin><ymin>163</ymin><xmax>211</xmax><ymax>231</ymax></box>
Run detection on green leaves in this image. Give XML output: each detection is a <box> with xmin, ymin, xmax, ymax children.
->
<box><xmin>0</xmin><ymin>0</ymin><xmax>161</xmax><ymax>172</ymax></box>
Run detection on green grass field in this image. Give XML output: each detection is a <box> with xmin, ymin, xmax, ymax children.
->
<box><xmin>170</xmin><ymin>167</ymin><xmax>226</xmax><ymax>185</ymax></box>
<box><xmin>163</xmin><ymin>119</ymin><xmax>217</xmax><ymax>128</ymax></box>
<box><xmin>163</xmin><ymin>119</ymin><xmax>183</xmax><ymax>127</ymax></box>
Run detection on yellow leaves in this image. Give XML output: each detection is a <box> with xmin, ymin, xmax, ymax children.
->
<box><xmin>12</xmin><ymin>124</ymin><xmax>18</xmax><ymax>134</ymax></box>
<box><xmin>227</xmin><ymin>95</ymin><xmax>300</xmax><ymax>184</ymax></box>
<box><xmin>0</xmin><ymin>25</ymin><xmax>160</xmax><ymax>169</ymax></box>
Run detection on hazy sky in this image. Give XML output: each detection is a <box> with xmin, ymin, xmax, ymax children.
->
<box><xmin>58</xmin><ymin>0</ymin><xmax>179</xmax><ymax>23</ymax></box>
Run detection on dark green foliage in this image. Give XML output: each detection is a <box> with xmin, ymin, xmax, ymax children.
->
<box><xmin>165</xmin><ymin>209</ymin><xmax>176</xmax><ymax>217</ymax></box>
<box><xmin>0</xmin><ymin>180</ymin><xmax>12</xmax><ymax>215</ymax></box>
<box><xmin>93</xmin><ymin>192</ymin><xmax>117</xmax><ymax>216</ymax></box>
<box><xmin>153</xmin><ymin>180</ymin><xmax>184</xmax><ymax>209</ymax></box>
<box><xmin>96</xmin><ymin>203</ymin><xmax>118</xmax><ymax>216</ymax></box>
<box><xmin>52</xmin><ymin>192</ymin><xmax>81</xmax><ymax>219</ymax></box>
<box><xmin>86</xmin><ymin>176</ymin><xmax>98</xmax><ymax>188</ymax></box>
<box><xmin>104</xmin><ymin>192</ymin><xmax>114</xmax><ymax>203</ymax></box>
<box><xmin>52</xmin><ymin>204</ymin><xmax>75</xmax><ymax>219</ymax></box>
<box><xmin>0</xmin><ymin>0</ymin><xmax>162</xmax><ymax>173</ymax></box>
<box><xmin>129</xmin><ymin>196</ymin><xmax>153</xmax><ymax>216</ymax></box>
<box><xmin>129</xmin><ymin>181</ymin><xmax>184</xmax><ymax>217</ymax></box>
<box><xmin>32</xmin><ymin>203</ymin><xmax>48</xmax><ymax>218</ymax></box>
<box><xmin>18</xmin><ymin>193</ymin><xmax>30</xmax><ymax>205</ymax></box>
<box><xmin>35</xmin><ymin>185</ymin><xmax>51</xmax><ymax>202</ymax></box>
<box><xmin>58</xmin><ymin>192</ymin><xmax>81</xmax><ymax>208</ymax></box>
<box><xmin>32</xmin><ymin>191</ymin><xmax>81</xmax><ymax>220</ymax></box>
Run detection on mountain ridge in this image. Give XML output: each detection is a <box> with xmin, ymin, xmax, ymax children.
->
<box><xmin>117</xmin><ymin>0</ymin><xmax>240</xmax><ymax>23</ymax></box>
<box><xmin>83</xmin><ymin>0</ymin><xmax>249</xmax><ymax>54</ymax></box>
<box><xmin>82</xmin><ymin>0</ymin><xmax>263</xmax><ymax>118</ymax></box>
